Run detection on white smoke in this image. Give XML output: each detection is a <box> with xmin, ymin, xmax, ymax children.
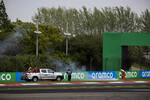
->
<box><xmin>0</xmin><ymin>30</ymin><xmax>22</xmax><ymax>55</ymax></box>
<box><xmin>53</xmin><ymin>59</ymin><xmax>86</xmax><ymax>72</ymax></box>
<box><xmin>0</xmin><ymin>30</ymin><xmax>86</xmax><ymax>72</ymax></box>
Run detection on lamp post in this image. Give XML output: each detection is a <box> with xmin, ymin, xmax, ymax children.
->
<box><xmin>64</xmin><ymin>32</ymin><xmax>76</xmax><ymax>56</ymax></box>
<box><xmin>34</xmin><ymin>22</ymin><xmax>41</xmax><ymax>57</ymax></box>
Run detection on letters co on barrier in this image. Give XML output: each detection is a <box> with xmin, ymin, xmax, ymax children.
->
<box><xmin>0</xmin><ymin>72</ymin><xmax>16</xmax><ymax>82</ymax></box>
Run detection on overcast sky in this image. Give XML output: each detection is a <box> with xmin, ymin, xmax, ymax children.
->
<box><xmin>4</xmin><ymin>0</ymin><xmax>150</xmax><ymax>22</ymax></box>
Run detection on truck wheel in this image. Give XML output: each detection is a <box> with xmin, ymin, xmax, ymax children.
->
<box><xmin>56</xmin><ymin>77</ymin><xmax>62</xmax><ymax>81</ymax></box>
<box><xmin>32</xmin><ymin>77</ymin><xmax>38</xmax><ymax>82</ymax></box>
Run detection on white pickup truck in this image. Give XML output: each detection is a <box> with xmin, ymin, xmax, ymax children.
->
<box><xmin>21</xmin><ymin>68</ymin><xmax>64</xmax><ymax>82</ymax></box>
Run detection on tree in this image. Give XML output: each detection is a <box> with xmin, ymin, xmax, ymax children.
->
<box><xmin>0</xmin><ymin>0</ymin><xmax>14</xmax><ymax>40</ymax></box>
<box><xmin>128</xmin><ymin>46</ymin><xmax>144</xmax><ymax>66</ymax></box>
<box><xmin>0</xmin><ymin>0</ymin><xmax>13</xmax><ymax>32</ymax></box>
<box><xmin>141</xmin><ymin>9</ymin><xmax>150</xmax><ymax>32</ymax></box>
<box><xmin>33</xmin><ymin>6</ymin><xmax>142</xmax><ymax>35</ymax></box>
<box><xmin>12</xmin><ymin>21</ymin><xmax>64</xmax><ymax>55</ymax></box>
<box><xmin>64</xmin><ymin>34</ymin><xmax>102</xmax><ymax>71</ymax></box>
<box><xmin>102</xmin><ymin>7</ymin><xmax>117</xmax><ymax>32</ymax></box>
<box><xmin>101</xmin><ymin>7</ymin><xmax>141</xmax><ymax>32</ymax></box>
<box><xmin>32</xmin><ymin>6</ymin><xmax>144</xmax><ymax>71</ymax></box>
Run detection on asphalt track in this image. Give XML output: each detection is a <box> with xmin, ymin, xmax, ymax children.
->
<box><xmin>0</xmin><ymin>88</ymin><xmax>150</xmax><ymax>100</ymax></box>
<box><xmin>0</xmin><ymin>82</ymin><xmax>150</xmax><ymax>100</ymax></box>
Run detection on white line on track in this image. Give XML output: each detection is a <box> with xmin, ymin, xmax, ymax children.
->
<box><xmin>135</xmin><ymin>81</ymin><xmax>146</xmax><ymax>83</ymax></box>
<box><xmin>21</xmin><ymin>83</ymin><xmax>40</xmax><ymax>86</ymax></box>
<box><xmin>0</xmin><ymin>84</ymin><xmax>4</xmax><ymax>86</ymax></box>
<box><xmin>84</xmin><ymin>82</ymin><xmax>99</xmax><ymax>84</ymax></box>
<box><xmin>111</xmin><ymin>82</ymin><xmax>124</xmax><ymax>84</ymax></box>
<box><xmin>55</xmin><ymin>83</ymin><xmax>72</xmax><ymax>85</ymax></box>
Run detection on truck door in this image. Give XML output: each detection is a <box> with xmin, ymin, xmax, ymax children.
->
<box><xmin>47</xmin><ymin>69</ymin><xmax>55</xmax><ymax>79</ymax></box>
<box><xmin>41</xmin><ymin>69</ymin><xmax>49</xmax><ymax>79</ymax></box>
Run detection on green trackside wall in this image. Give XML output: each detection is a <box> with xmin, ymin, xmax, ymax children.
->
<box><xmin>103</xmin><ymin>32</ymin><xmax>150</xmax><ymax>71</ymax></box>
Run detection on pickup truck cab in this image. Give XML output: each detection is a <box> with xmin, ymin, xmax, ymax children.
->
<box><xmin>21</xmin><ymin>68</ymin><xmax>64</xmax><ymax>82</ymax></box>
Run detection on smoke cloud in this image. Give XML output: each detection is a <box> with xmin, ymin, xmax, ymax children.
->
<box><xmin>0</xmin><ymin>29</ymin><xmax>86</xmax><ymax>72</ymax></box>
<box><xmin>53</xmin><ymin>59</ymin><xmax>86</xmax><ymax>72</ymax></box>
<box><xmin>0</xmin><ymin>30</ymin><xmax>22</xmax><ymax>55</ymax></box>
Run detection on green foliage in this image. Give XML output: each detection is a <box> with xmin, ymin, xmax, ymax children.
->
<box><xmin>12</xmin><ymin>20</ymin><xmax>64</xmax><ymax>55</ymax></box>
<box><xmin>141</xmin><ymin>9</ymin><xmax>150</xmax><ymax>32</ymax></box>
<box><xmin>1</xmin><ymin>6</ymin><xmax>150</xmax><ymax>72</ymax></box>
<box><xmin>0</xmin><ymin>0</ymin><xmax>14</xmax><ymax>33</ymax></box>
<box><xmin>11</xmin><ymin>20</ymin><xmax>36</xmax><ymax>54</ymax></box>
<box><xmin>54</xmin><ymin>34</ymin><xmax>102</xmax><ymax>71</ymax></box>
<box><xmin>0</xmin><ymin>55</ymin><xmax>57</xmax><ymax>72</ymax></box>
<box><xmin>128</xmin><ymin>47</ymin><xmax>145</xmax><ymax>65</ymax></box>
<box><xmin>72</xmin><ymin>34</ymin><xmax>102</xmax><ymax>71</ymax></box>
<box><xmin>54</xmin><ymin>52</ymin><xmax>67</xmax><ymax>62</ymax></box>
<box><xmin>32</xmin><ymin>6</ymin><xmax>150</xmax><ymax>71</ymax></box>
<box><xmin>33</xmin><ymin>6</ymin><xmax>143</xmax><ymax>34</ymax></box>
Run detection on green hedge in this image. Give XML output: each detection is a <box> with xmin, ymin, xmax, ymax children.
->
<box><xmin>0</xmin><ymin>55</ymin><xmax>56</xmax><ymax>72</ymax></box>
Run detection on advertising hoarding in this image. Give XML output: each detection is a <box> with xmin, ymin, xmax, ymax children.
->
<box><xmin>62</xmin><ymin>72</ymin><xmax>88</xmax><ymax>81</ymax></box>
<box><xmin>0</xmin><ymin>72</ymin><xmax>16</xmax><ymax>82</ymax></box>
<box><xmin>117</xmin><ymin>71</ymin><xmax>139</xmax><ymax>79</ymax></box>
<box><xmin>16</xmin><ymin>72</ymin><xmax>25</xmax><ymax>81</ymax></box>
<box><xmin>88</xmin><ymin>71</ymin><xmax>117</xmax><ymax>80</ymax></box>
<box><xmin>139</xmin><ymin>70</ymin><xmax>150</xmax><ymax>78</ymax></box>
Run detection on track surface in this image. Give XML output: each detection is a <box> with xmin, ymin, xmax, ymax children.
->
<box><xmin>0</xmin><ymin>81</ymin><xmax>150</xmax><ymax>100</ymax></box>
<box><xmin>0</xmin><ymin>88</ymin><xmax>150</xmax><ymax>100</ymax></box>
